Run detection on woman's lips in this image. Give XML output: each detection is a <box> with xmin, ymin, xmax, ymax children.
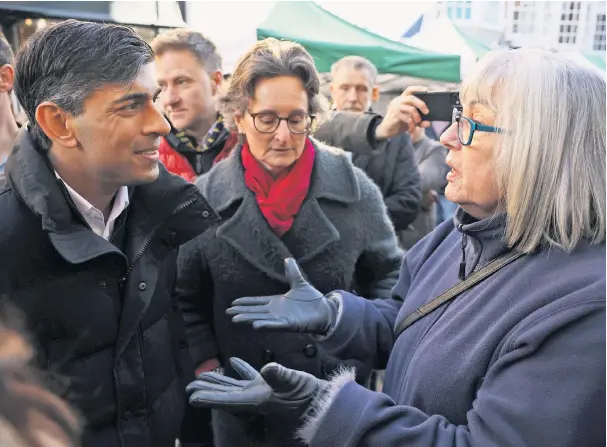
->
<box><xmin>446</xmin><ymin>162</ymin><xmax>459</xmax><ymax>181</ymax></box>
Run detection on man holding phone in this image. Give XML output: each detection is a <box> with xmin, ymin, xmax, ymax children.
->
<box><xmin>379</xmin><ymin>87</ymin><xmax>452</xmax><ymax>247</ymax></box>
<box><xmin>320</xmin><ymin>56</ymin><xmax>422</xmax><ymax>234</ymax></box>
<box><xmin>318</xmin><ymin>55</ymin><xmax>451</xmax><ymax>247</ymax></box>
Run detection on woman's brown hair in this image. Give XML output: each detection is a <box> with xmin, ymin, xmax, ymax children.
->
<box><xmin>217</xmin><ymin>38</ymin><xmax>328</xmax><ymax>132</ymax></box>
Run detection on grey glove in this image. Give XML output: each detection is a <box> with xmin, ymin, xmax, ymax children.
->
<box><xmin>227</xmin><ymin>258</ymin><xmax>339</xmax><ymax>335</ymax></box>
<box><xmin>187</xmin><ymin>357</ymin><xmax>327</xmax><ymax>415</ymax></box>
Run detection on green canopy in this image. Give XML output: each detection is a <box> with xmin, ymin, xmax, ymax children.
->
<box><xmin>583</xmin><ymin>52</ymin><xmax>606</xmax><ymax>71</ymax></box>
<box><xmin>453</xmin><ymin>24</ymin><xmax>492</xmax><ymax>60</ymax></box>
<box><xmin>256</xmin><ymin>2</ymin><xmax>461</xmax><ymax>82</ymax></box>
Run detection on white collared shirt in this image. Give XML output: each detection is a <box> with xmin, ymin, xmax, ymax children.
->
<box><xmin>55</xmin><ymin>172</ymin><xmax>130</xmax><ymax>240</ymax></box>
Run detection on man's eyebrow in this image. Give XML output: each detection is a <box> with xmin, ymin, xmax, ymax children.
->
<box><xmin>111</xmin><ymin>89</ymin><xmax>160</xmax><ymax>105</ymax></box>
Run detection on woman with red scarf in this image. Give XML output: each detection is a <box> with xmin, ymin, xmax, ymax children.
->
<box><xmin>176</xmin><ymin>38</ymin><xmax>402</xmax><ymax>447</ymax></box>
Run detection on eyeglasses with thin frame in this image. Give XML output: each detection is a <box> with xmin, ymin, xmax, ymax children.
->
<box><xmin>247</xmin><ymin>110</ymin><xmax>315</xmax><ymax>134</ymax></box>
<box><xmin>452</xmin><ymin>108</ymin><xmax>502</xmax><ymax>146</ymax></box>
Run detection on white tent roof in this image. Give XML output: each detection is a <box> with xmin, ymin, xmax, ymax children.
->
<box><xmin>186</xmin><ymin>1</ymin><xmax>275</xmax><ymax>73</ymax></box>
<box><xmin>403</xmin><ymin>15</ymin><xmax>479</xmax><ymax>79</ymax></box>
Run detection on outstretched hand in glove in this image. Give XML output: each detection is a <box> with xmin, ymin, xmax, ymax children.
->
<box><xmin>226</xmin><ymin>258</ymin><xmax>339</xmax><ymax>335</ymax></box>
<box><xmin>187</xmin><ymin>357</ymin><xmax>327</xmax><ymax>415</ymax></box>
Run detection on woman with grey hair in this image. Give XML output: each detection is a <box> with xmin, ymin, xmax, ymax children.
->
<box><xmin>177</xmin><ymin>38</ymin><xmax>402</xmax><ymax>446</ymax></box>
<box><xmin>189</xmin><ymin>49</ymin><xmax>606</xmax><ymax>446</ymax></box>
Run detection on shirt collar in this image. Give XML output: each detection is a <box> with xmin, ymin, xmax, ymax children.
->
<box><xmin>54</xmin><ymin>171</ymin><xmax>130</xmax><ymax>222</ymax></box>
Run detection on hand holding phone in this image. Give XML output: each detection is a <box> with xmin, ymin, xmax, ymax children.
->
<box><xmin>375</xmin><ymin>86</ymin><xmax>432</xmax><ymax>139</ymax></box>
<box><xmin>413</xmin><ymin>92</ymin><xmax>461</xmax><ymax>122</ymax></box>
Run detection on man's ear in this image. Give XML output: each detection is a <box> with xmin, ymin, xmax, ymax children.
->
<box><xmin>211</xmin><ymin>70</ymin><xmax>223</xmax><ymax>96</ymax></box>
<box><xmin>372</xmin><ymin>86</ymin><xmax>380</xmax><ymax>103</ymax></box>
<box><xmin>35</xmin><ymin>102</ymin><xmax>79</xmax><ymax>149</ymax></box>
<box><xmin>0</xmin><ymin>64</ymin><xmax>15</xmax><ymax>93</ymax></box>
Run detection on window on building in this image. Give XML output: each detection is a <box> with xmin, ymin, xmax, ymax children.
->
<box><xmin>558</xmin><ymin>2</ymin><xmax>582</xmax><ymax>46</ymax></box>
<box><xmin>464</xmin><ymin>0</ymin><xmax>471</xmax><ymax>19</ymax></box>
<box><xmin>447</xmin><ymin>5</ymin><xmax>453</xmax><ymax>19</ymax></box>
<box><xmin>456</xmin><ymin>6</ymin><xmax>462</xmax><ymax>19</ymax></box>
<box><xmin>594</xmin><ymin>13</ymin><xmax>606</xmax><ymax>51</ymax></box>
<box><xmin>513</xmin><ymin>23</ymin><xmax>518</xmax><ymax>33</ymax></box>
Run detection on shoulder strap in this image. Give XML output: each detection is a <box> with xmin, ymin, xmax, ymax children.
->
<box><xmin>394</xmin><ymin>250</ymin><xmax>525</xmax><ymax>339</ymax></box>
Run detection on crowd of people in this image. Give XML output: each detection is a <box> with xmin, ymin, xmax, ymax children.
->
<box><xmin>0</xmin><ymin>18</ymin><xmax>604</xmax><ymax>447</ymax></box>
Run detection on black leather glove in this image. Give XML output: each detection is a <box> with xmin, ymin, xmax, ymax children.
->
<box><xmin>226</xmin><ymin>258</ymin><xmax>339</xmax><ymax>335</ymax></box>
<box><xmin>187</xmin><ymin>357</ymin><xmax>327</xmax><ymax>415</ymax></box>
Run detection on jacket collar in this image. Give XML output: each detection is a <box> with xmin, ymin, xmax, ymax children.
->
<box><xmin>198</xmin><ymin>138</ymin><xmax>360</xmax><ymax>283</ymax></box>
<box><xmin>453</xmin><ymin>207</ymin><xmax>509</xmax><ymax>278</ymax></box>
<box><xmin>6</xmin><ymin>127</ymin><xmax>219</xmax><ymax>264</ymax></box>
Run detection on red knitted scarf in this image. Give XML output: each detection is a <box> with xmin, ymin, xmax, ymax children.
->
<box><xmin>242</xmin><ymin>139</ymin><xmax>315</xmax><ymax>237</ymax></box>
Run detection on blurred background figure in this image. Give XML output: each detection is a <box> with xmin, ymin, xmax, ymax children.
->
<box><xmin>326</xmin><ymin>56</ymin><xmax>422</xmax><ymax>237</ymax></box>
<box><xmin>0</xmin><ymin>32</ymin><xmax>18</xmax><ymax>175</ymax></box>
<box><xmin>399</xmin><ymin>103</ymin><xmax>449</xmax><ymax>249</ymax></box>
<box><xmin>153</xmin><ymin>28</ymin><xmax>237</xmax><ymax>180</ymax></box>
<box><xmin>0</xmin><ymin>299</ymin><xmax>80</xmax><ymax>447</ymax></box>
<box><xmin>177</xmin><ymin>38</ymin><xmax>402</xmax><ymax>447</ymax></box>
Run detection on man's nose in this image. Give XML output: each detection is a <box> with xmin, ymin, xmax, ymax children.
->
<box><xmin>346</xmin><ymin>87</ymin><xmax>358</xmax><ymax>102</ymax></box>
<box><xmin>164</xmin><ymin>85</ymin><xmax>180</xmax><ymax>106</ymax></box>
<box><xmin>144</xmin><ymin>102</ymin><xmax>171</xmax><ymax>137</ymax></box>
<box><xmin>440</xmin><ymin>122</ymin><xmax>461</xmax><ymax>151</ymax></box>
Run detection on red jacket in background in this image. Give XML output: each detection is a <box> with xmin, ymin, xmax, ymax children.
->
<box><xmin>158</xmin><ymin>137</ymin><xmax>197</xmax><ymax>182</ymax></box>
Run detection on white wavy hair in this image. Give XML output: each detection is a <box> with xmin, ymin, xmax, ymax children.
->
<box><xmin>461</xmin><ymin>49</ymin><xmax>605</xmax><ymax>253</ymax></box>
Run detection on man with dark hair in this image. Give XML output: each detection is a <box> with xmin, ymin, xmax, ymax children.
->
<box><xmin>0</xmin><ymin>20</ymin><xmax>219</xmax><ymax>446</ymax></box>
<box><xmin>0</xmin><ymin>32</ymin><xmax>17</xmax><ymax>174</ymax></box>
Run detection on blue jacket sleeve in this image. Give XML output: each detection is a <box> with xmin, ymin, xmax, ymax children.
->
<box><xmin>303</xmin><ymin>301</ymin><xmax>606</xmax><ymax>447</ymax></box>
<box><xmin>319</xmin><ymin>255</ymin><xmax>412</xmax><ymax>370</ymax></box>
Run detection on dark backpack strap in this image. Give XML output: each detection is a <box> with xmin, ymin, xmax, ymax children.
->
<box><xmin>394</xmin><ymin>250</ymin><xmax>525</xmax><ymax>339</ymax></box>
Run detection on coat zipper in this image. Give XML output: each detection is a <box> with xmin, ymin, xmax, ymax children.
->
<box><xmin>118</xmin><ymin>197</ymin><xmax>197</xmax><ymax>286</ymax></box>
<box><xmin>459</xmin><ymin>229</ymin><xmax>468</xmax><ymax>280</ymax></box>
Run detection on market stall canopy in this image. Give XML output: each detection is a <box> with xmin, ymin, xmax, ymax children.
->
<box><xmin>0</xmin><ymin>1</ymin><xmax>186</xmax><ymax>28</ymax></box>
<box><xmin>403</xmin><ymin>15</ymin><xmax>491</xmax><ymax>79</ymax></box>
<box><xmin>256</xmin><ymin>1</ymin><xmax>461</xmax><ymax>82</ymax></box>
<box><xmin>583</xmin><ymin>52</ymin><xmax>606</xmax><ymax>71</ymax></box>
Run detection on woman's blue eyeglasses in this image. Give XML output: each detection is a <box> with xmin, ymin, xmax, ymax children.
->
<box><xmin>452</xmin><ymin>108</ymin><xmax>502</xmax><ymax>146</ymax></box>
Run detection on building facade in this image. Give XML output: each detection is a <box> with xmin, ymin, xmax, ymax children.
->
<box><xmin>436</xmin><ymin>1</ymin><xmax>606</xmax><ymax>54</ymax></box>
